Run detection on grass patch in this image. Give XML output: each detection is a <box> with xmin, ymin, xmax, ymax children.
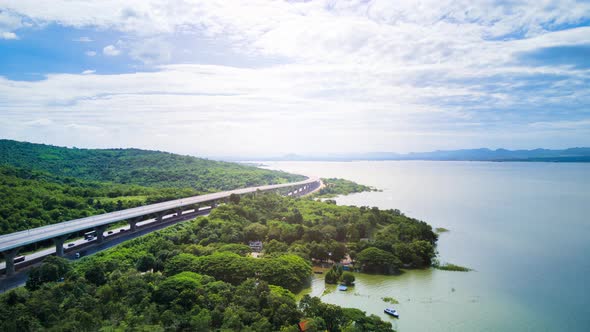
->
<box><xmin>381</xmin><ymin>296</ymin><xmax>399</xmax><ymax>304</ymax></box>
<box><xmin>322</xmin><ymin>288</ymin><xmax>334</xmax><ymax>296</ymax></box>
<box><xmin>435</xmin><ymin>227</ymin><xmax>449</xmax><ymax>233</ymax></box>
<box><xmin>436</xmin><ymin>263</ymin><xmax>471</xmax><ymax>272</ymax></box>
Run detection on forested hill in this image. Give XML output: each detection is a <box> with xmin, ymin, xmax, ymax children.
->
<box><xmin>0</xmin><ymin>140</ymin><xmax>304</xmax><ymax>234</ymax></box>
<box><xmin>0</xmin><ymin>140</ymin><xmax>304</xmax><ymax>191</ymax></box>
<box><xmin>0</xmin><ymin>165</ymin><xmax>198</xmax><ymax>234</ymax></box>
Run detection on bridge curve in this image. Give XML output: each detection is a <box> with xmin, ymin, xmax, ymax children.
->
<box><xmin>0</xmin><ymin>176</ymin><xmax>321</xmax><ymax>275</ymax></box>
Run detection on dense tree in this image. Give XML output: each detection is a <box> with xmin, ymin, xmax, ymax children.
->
<box><xmin>26</xmin><ymin>256</ymin><xmax>71</xmax><ymax>290</ymax></box>
<box><xmin>341</xmin><ymin>272</ymin><xmax>356</xmax><ymax>286</ymax></box>
<box><xmin>341</xmin><ymin>308</ymin><xmax>394</xmax><ymax>332</ymax></box>
<box><xmin>325</xmin><ymin>265</ymin><xmax>343</xmax><ymax>284</ymax></box>
<box><xmin>394</xmin><ymin>240</ymin><xmax>436</xmax><ymax>268</ymax></box>
<box><xmin>0</xmin><ymin>139</ymin><xmax>304</xmax><ymax>235</ymax></box>
<box><xmin>313</xmin><ymin>178</ymin><xmax>376</xmax><ymax>198</ymax></box>
<box><xmin>243</xmin><ymin>222</ymin><xmax>268</xmax><ymax>242</ymax></box>
<box><xmin>0</xmin><ymin>139</ymin><xmax>303</xmax><ymax>191</ymax></box>
<box><xmin>356</xmin><ymin>247</ymin><xmax>402</xmax><ymax>274</ymax></box>
<box><xmin>299</xmin><ymin>295</ymin><xmax>392</xmax><ymax>332</ymax></box>
<box><xmin>229</xmin><ymin>193</ymin><xmax>241</xmax><ymax>204</ymax></box>
<box><xmin>2</xmin><ymin>170</ymin><xmax>437</xmax><ymax>331</ymax></box>
<box><xmin>264</xmin><ymin>239</ymin><xmax>289</xmax><ymax>255</ymax></box>
<box><xmin>136</xmin><ymin>253</ymin><xmax>156</xmax><ymax>272</ymax></box>
<box><xmin>218</xmin><ymin>243</ymin><xmax>252</xmax><ymax>256</ymax></box>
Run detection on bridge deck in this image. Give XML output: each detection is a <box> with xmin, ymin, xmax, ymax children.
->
<box><xmin>0</xmin><ymin>177</ymin><xmax>319</xmax><ymax>253</ymax></box>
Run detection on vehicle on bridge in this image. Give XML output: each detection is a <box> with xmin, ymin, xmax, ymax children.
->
<box><xmin>0</xmin><ymin>176</ymin><xmax>321</xmax><ymax>278</ymax></box>
<box><xmin>14</xmin><ymin>255</ymin><xmax>25</xmax><ymax>263</ymax></box>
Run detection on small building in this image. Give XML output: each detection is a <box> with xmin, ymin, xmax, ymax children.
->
<box><xmin>298</xmin><ymin>319</ymin><xmax>312</xmax><ymax>332</ymax></box>
<box><xmin>248</xmin><ymin>241</ymin><xmax>263</xmax><ymax>252</ymax></box>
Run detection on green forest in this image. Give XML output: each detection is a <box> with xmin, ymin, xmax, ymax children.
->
<box><xmin>312</xmin><ymin>178</ymin><xmax>377</xmax><ymax>198</ymax></box>
<box><xmin>0</xmin><ymin>140</ymin><xmax>303</xmax><ymax>234</ymax></box>
<box><xmin>0</xmin><ymin>165</ymin><xmax>196</xmax><ymax>234</ymax></box>
<box><xmin>1</xmin><ymin>192</ymin><xmax>437</xmax><ymax>331</ymax></box>
<box><xmin>0</xmin><ymin>140</ymin><xmax>303</xmax><ymax>190</ymax></box>
<box><xmin>0</xmin><ymin>140</ymin><xmax>437</xmax><ymax>331</ymax></box>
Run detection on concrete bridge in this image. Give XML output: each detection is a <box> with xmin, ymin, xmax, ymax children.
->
<box><xmin>0</xmin><ymin>176</ymin><xmax>321</xmax><ymax>276</ymax></box>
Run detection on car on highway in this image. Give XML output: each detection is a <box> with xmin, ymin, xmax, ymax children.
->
<box><xmin>75</xmin><ymin>251</ymin><xmax>87</xmax><ymax>259</ymax></box>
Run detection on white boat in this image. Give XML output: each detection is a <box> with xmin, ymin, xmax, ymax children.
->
<box><xmin>384</xmin><ymin>308</ymin><xmax>399</xmax><ymax>318</ymax></box>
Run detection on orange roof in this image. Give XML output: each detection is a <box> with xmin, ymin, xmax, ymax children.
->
<box><xmin>298</xmin><ymin>319</ymin><xmax>311</xmax><ymax>331</ymax></box>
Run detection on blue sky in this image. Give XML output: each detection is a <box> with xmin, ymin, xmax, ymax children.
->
<box><xmin>0</xmin><ymin>1</ymin><xmax>589</xmax><ymax>157</ymax></box>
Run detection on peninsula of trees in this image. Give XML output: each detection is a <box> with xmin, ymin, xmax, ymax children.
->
<box><xmin>312</xmin><ymin>178</ymin><xmax>377</xmax><ymax>198</ymax></box>
<box><xmin>1</xmin><ymin>191</ymin><xmax>437</xmax><ymax>331</ymax></box>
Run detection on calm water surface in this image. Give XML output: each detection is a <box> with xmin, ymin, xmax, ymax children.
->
<box><xmin>262</xmin><ymin>161</ymin><xmax>590</xmax><ymax>332</ymax></box>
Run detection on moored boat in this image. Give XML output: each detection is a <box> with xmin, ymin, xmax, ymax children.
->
<box><xmin>384</xmin><ymin>308</ymin><xmax>399</xmax><ymax>318</ymax></box>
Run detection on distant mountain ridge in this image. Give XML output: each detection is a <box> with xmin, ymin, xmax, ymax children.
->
<box><xmin>387</xmin><ymin>147</ymin><xmax>590</xmax><ymax>162</ymax></box>
<box><xmin>238</xmin><ymin>148</ymin><xmax>590</xmax><ymax>162</ymax></box>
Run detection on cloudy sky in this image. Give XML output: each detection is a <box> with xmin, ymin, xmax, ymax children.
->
<box><xmin>0</xmin><ymin>1</ymin><xmax>589</xmax><ymax>157</ymax></box>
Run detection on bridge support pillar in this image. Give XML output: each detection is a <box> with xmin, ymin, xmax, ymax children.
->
<box><xmin>176</xmin><ymin>208</ymin><xmax>183</xmax><ymax>217</ymax></box>
<box><xmin>95</xmin><ymin>225</ymin><xmax>107</xmax><ymax>244</ymax></box>
<box><xmin>3</xmin><ymin>248</ymin><xmax>20</xmax><ymax>276</ymax></box>
<box><xmin>156</xmin><ymin>212</ymin><xmax>165</xmax><ymax>223</ymax></box>
<box><xmin>210</xmin><ymin>201</ymin><xmax>217</xmax><ymax>208</ymax></box>
<box><xmin>129</xmin><ymin>217</ymin><xmax>141</xmax><ymax>232</ymax></box>
<box><xmin>54</xmin><ymin>235</ymin><xmax>69</xmax><ymax>257</ymax></box>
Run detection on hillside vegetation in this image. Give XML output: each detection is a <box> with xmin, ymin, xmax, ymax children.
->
<box><xmin>313</xmin><ymin>177</ymin><xmax>376</xmax><ymax>198</ymax></box>
<box><xmin>0</xmin><ymin>140</ymin><xmax>304</xmax><ymax>234</ymax></box>
<box><xmin>0</xmin><ymin>165</ymin><xmax>196</xmax><ymax>234</ymax></box>
<box><xmin>0</xmin><ymin>140</ymin><xmax>304</xmax><ymax>191</ymax></box>
<box><xmin>0</xmin><ymin>192</ymin><xmax>417</xmax><ymax>331</ymax></box>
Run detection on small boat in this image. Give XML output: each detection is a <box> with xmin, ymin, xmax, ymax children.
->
<box><xmin>338</xmin><ymin>285</ymin><xmax>348</xmax><ymax>291</ymax></box>
<box><xmin>384</xmin><ymin>308</ymin><xmax>399</xmax><ymax>318</ymax></box>
<box><xmin>313</xmin><ymin>271</ymin><xmax>324</xmax><ymax>274</ymax></box>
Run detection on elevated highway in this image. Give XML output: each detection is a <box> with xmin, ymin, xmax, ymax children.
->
<box><xmin>0</xmin><ymin>176</ymin><xmax>321</xmax><ymax>276</ymax></box>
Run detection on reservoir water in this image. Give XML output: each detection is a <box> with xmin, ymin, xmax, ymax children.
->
<box><xmin>262</xmin><ymin>161</ymin><xmax>590</xmax><ymax>332</ymax></box>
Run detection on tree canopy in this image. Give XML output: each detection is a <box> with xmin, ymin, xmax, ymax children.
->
<box><xmin>0</xmin><ymin>139</ymin><xmax>304</xmax><ymax>235</ymax></box>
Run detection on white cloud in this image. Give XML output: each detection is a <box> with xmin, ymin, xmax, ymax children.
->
<box><xmin>3</xmin><ymin>1</ymin><xmax>589</xmax><ymax>69</ymax></box>
<box><xmin>0</xmin><ymin>9</ymin><xmax>23</xmax><ymax>35</ymax></box>
<box><xmin>0</xmin><ymin>60</ymin><xmax>588</xmax><ymax>154</ymax></box>
<box><xmin>529</xmin><ymin>119</ymin><xmax>590</xmax><ymax>129</ymax></box>
<box><xmin>0</xmin><ymin>31</ymin><xmax>18</xmax><ymax>39</ymax></box>
<box><xmin>81</xmin><ymin>70</ymin><xmax>95</xmax><ymax>75</ymax></box>
<box><xmin>73</xmin><ymin>36</ymin><xmax>92</xmax><ymax>42</ymax></box>
<box><xmin>25</xmin><ymin>118</ymin><xmax>54</xmax><ymax>126</ymax></box>
<box><xmin>128</xmin><ymin>38</ymin><xmax>171</xmax><ymax>64</ymax></box>
<box><xmin>103</xmin><ymin>44</ymin><xmax>120</xmax><ymax>56</ymax></box>
<box><xmin>0</xmin><ymin>1</ymin><xmax>589</xmax><ymax>153</ymax></box>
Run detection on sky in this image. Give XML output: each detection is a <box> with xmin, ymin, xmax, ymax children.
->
<box><xmin>0</xmin><ymin>0</ymin><xmax>589</xmax><ymax>157</ymax></box>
